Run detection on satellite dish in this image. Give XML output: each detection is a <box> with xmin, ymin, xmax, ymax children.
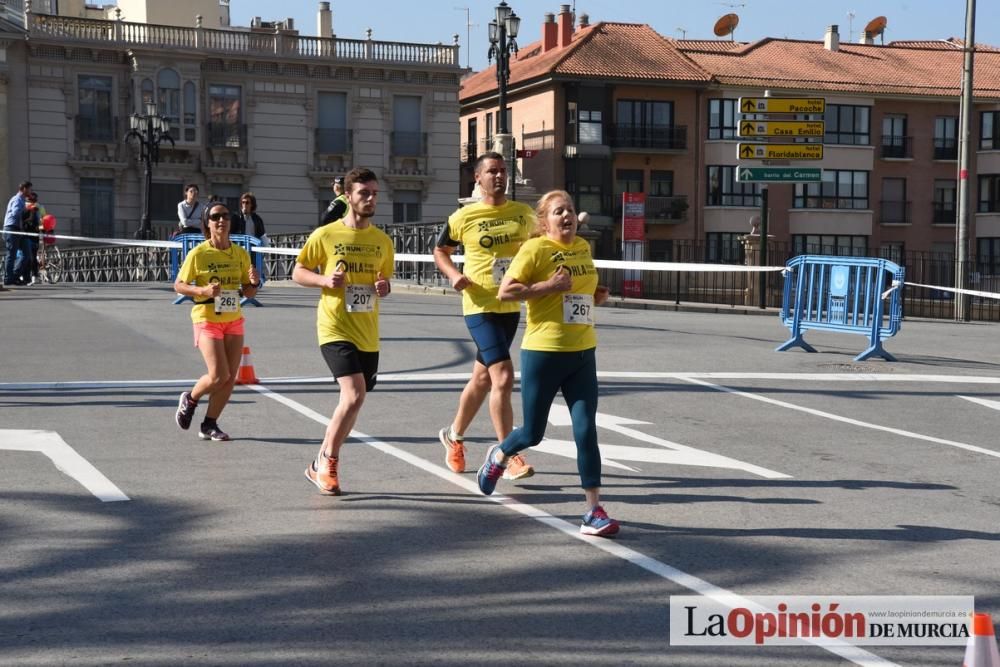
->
<box><xmin>713</xmin><ymin>13</ymin><xmax>739</xmax><ymax>41</ymax></box>
<box><xmin>864</xmin><ymin>15</ymin><xmax>887</xmax><ymax>43</ymax></box>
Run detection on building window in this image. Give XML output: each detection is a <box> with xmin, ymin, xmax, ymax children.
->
<box><xmin>183</xmin><ymin>82</ymin><xmax>196</xmax><ymax>141</ymax></box>
<box><xmin>209</xmin><ymin>184</ymin><xmax>242</xmax><ymax>214</ymax></box>
<box><xmin>140</xmin><ymin>78</ymin><xmax>154</xmax><ymax>107</ymax></box>
<box><xmin>794</xmin><ymin>170</ymin><xmax>868</xmax><ymax>209</ymax></box>
<box><xmin>78</xmin><ymin>75</ymin><xmax>113</xmax><ymax>141</ymax></box>
<box><xmin>485</xmin><ymin>112</ymin><xmax>493</xmax><ymax>147</ymax></box>
<box><xmin>614</xmin><ymin>100</ymin><xmax>682</xmax><ymax>149</ymax></box>
<box><xmin>933</xmin><ymin>179</ymin><xmax>956</xmax><ymax>223</ymax></box>
<box><xmin>708</xmin><ymin>98</ymin><xmax>737</xmax><ymax>140</ymax></box>
<box><xmin>977</xmin><ymin>238</ymin><xmax>1000</xmax><ymax>275</ymax></box>
<box><xmin>979</xmin><ymin>174</ymin><xmax>1000</xmax><ymax>213</ymax></box>
<box><xmin>881</xmin><ymin>114</ymin><xmax>909</xmax><ymax>158</ymax></box>
<box><xmin>157</xmin><ymin>68</ymin><xmax>181</xmax><ymax>131</ymax></box>
<box><xmin>980</xmin><ymin>111</ymin><xmax>999</xmax><ymax>151</ymax></box>
<box><xmin>792</xmin><ymin>234</ymin><xmax>868</xmax><ymax>256</ymax></box>
<box><xmin>392</xmin><ymin>190</ymin><xmax>422</xmax><ymax>223</ymax></box>
<box><xmin>208</xmin><ymin>84</ymin><xmax>243</xmax><ymax>148</ymax></box>
<box><xmin>934</xmin><ymin>116</ymin><xmax>958</xmax><ymax>160</ymax></box>
<box><xmin>150</xmin><ymin>182</ymin><xmax>182</xmax><ymax>223</ymax></box>
<box><xmin>574</xmin><ymin>184</ymin><xmax>603</xmax><ymax>216</ymax></box>
<box><xmin>707</xmin><ymin>165</ymin><xmax>761</xmax><ymax>207</ymax></box>
<box><xmin>706</xmin><ymin>232</ymin><xmax>745</xmax><ymax>264</ymax></box>
<box><xmin>464</xmin><ymin>117</ymin><xmax>477</xmax><ymax>162</ymax></box>
<box><xmin>650</xmin><ymin>170</ymin><xmax>674</xmax><ymax>197</ymax></box>
<box><xmin>392</xmin><ymin>95</ymin><xmax>424</xmax><ymax>156</ymax></box>
<box><xmin>567</xmin><ymin>102</ymin><xmax>603</xmax><ymax>145</ymax></box>
<box><xmin>317</xmin><ymin>91</ymin><xmax>349</xmax><ymax>154</ymax></box>
<box><xmin>824</xmin><ymin>104</ymin><xmax>870</xmax><ymax>145</ymax></box>
<box><xmin>80</xmin><ymin>178</ymin><xmax>115</xmax><ymax>237</ymax></box>
<box><xmin>880</xmin><ymin>177</ymin><xmax>908</xmax><ymax>223</ymax></box>
<box><xmin>880</xmin><ymin>242</ymin><xmax>904</xmax><ymax>264</ymax></box>
<box><xmin>649</xmin><ymin>239</ymin><xmax>673</xmax><ymax>262</ymax></box>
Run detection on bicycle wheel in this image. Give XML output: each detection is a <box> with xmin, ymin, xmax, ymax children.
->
<box><xmin>44</xmin><ymin>246</ymin><xmax>63</xmax><ymax>283</ymax></box>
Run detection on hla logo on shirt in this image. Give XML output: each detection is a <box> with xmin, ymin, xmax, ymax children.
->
<box><xmin>477</xmin><ymin>219</ymin><xmax>516</xmax><ymax>233</ymax></box>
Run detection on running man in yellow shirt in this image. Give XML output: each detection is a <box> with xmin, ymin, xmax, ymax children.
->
<box><xmin>293</xmin><ymin>167</ymin><xmax>394</xmax><ymax>496</ymax></box>
<box><xmin>433</xmin><ymin>152</ymin><xmax>535</xmax><ymax>481</ymax></box>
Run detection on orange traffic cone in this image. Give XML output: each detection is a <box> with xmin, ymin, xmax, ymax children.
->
<box><xmin>236</xmin><ymin>346</ymin><xmax>260</xmax><ymax>385</ymax></box>
<box><xmin>964</xmin><ymin>613</ymin><xmax>1000</xmax><ymax>667</ymax></box>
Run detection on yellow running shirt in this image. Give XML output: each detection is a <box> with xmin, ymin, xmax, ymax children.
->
<box><xmin>443</xmin><ymin>200</ymin><xmax>535</xmax><ymax>315</ymax></box>
<box><xmin>176</xmin><ymin>240</ymin><xmax>252</xmax><ymax>324</ymax></box>
<box><xmin>296</xmin><ymin>221</ymin><xmax>395</xmax><ymax>352</ymax></box>
<box><xmin>505</xmin><ymin>235</ymin><xmax>599</xmax><ymax>352</ymax></box>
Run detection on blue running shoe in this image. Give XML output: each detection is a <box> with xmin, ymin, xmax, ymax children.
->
<box><xmin>477</xmin><ymin>444</ymin><xmax>506</xmax><ymax>495</ymax></box>
<box><xmin>580</xmin><ymin>505</ymin><xmax>620</xmax><ymax>537</ymax></box>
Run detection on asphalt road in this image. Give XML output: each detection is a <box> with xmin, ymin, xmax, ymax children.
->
<box><xmin>2</xmin><ymin>282</ymin><xmax>1000</xmax><ymax>666</ymax></box>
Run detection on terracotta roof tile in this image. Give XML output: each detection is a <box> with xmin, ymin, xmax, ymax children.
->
<box><xmin>461</xmin><ymin>22</ymin><xmax>709</xmax><ymax>102</ymax></box>
<box><xmin>680</xmin><ymin>38</ymin><xmax>1000</xmax><ymax>98</ymax></box>
<box><xmin>674</xmin><ymin>39</ymin><xmax>749</xmax><ymax>53</ymax></box>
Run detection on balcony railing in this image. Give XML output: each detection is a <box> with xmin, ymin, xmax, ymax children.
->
<box><xmin>391</xmin><ymin>131</ymin><xmax>427</xmax><ymax>157</ymax></box>
<box><xmin>933</xmin><ymin>202</ymin><xmax>956</xmax><ymax>224</ymax></box>
<box><xmin>75</xmin><ymin>115</ymin><xmax>118</xmax><ymax>142</ymax></box>
<box><xmin>609</xmin><ymin>124</ymin><xmax>687</xmax><ymax>150</ymax></box>
<box><xmin>879</xmin><ymin>199</ymin><xmax>911</xmax><ymax>224</ymax></box>
<box><xmin>206</xmin><ymin>122</ymin><xmax>247</xmax><ymax>148</ymax></box>
<box><xmin>27</xmin><ymin>14</ymin><xmax>460</xmax><ymax>67</ymax></box>
<box><xmin>315</xmin><ymin>128</ymin><xmax>353</xmax><ymax>154</ymax></box>
<box><xmin>934</xmin><ymin>138</ymin><xmax>958</xmax><ymax>160</ymax></box>
<box><xmin>880</xmin><ymin>135</ymin><xmax>912</xmax><ymax>159</ymax></box>
<box><xmin>613</xmin><ymin>195</ymin><xmax>689</xmax><ymax>223</ymax></box>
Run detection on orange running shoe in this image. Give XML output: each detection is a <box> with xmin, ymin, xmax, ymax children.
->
<box><xmin>502</xmin><ymin>453</ymin><xmax>535</xmax><ymax>481</ymax></box>
<box><xmin>439</xmin><ymin>426</ymin><xmax>466</xmax><ymax>473</ymax></box>
<box><xmin>304</xmin><ymin>453</ymin><xmax>342</xmax><ymax>496</ymax></box>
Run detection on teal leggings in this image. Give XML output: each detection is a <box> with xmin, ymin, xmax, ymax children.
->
<box><xmin>500</xmin><ymin>348</ymin><xmax>601</xmax><ymax>489</ymax></box>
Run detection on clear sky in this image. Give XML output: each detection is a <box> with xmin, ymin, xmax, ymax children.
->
<box><xmin>231</xmin><ymin>0</ymin><xmax>996</xmax><ymax>72</ymax></box>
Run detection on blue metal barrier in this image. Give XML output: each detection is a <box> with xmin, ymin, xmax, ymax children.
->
<box><xmin>170</xmin><ymin>233</ymin><xmax>265</xmax><ymax>307</ymax></box>
<box><xmin>777</xmin><ymin>255</ymin><xmax>904</xmax><ymax>361</ymax></box>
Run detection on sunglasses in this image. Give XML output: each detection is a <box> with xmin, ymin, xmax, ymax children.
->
<box><xmin>208</xmin><ymin>212</ymin><xmax>230</xmax><ymax>221</ymax></box>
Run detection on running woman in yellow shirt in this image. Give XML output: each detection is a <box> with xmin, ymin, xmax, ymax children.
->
<box><xmin>174</xmin><ymin>202</ymin><xmax>260</xmax><ymax>441</ymax></box>
<box><xmin>433</xmin><ymin>152</ymin><xmax>535</xmax><ymax>481</ymax></box>
<box><xmin>293</xmin><ymin>167</ymin><xmax>393</xmax><ymax>496</ymax></box>
<box><xmin>478</xmin><ymin>190</ymin><xmax>619</xmax><ymax>537</ymax></box>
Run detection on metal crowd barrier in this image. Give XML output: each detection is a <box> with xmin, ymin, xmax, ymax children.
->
<box><xmin>777</xmin><ymin>255</ymin><xmax>905</xmax><ymax>361</ymax></box>
<box><xmin>170</xmin><ymin>233</ymin><xmax>265</xmax><ymax>306</ymax></box>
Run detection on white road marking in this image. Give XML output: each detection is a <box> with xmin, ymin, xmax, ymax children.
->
<box><xmin>958</xmin><ymin>395</ymin><xmax>1000</xmax><ymax>411</ymax></box>
<box><xmin>547</xmin><ymin>404</ymin><xmax>790</xmax><ymax>479</ymax></box>
<box><xmin>5</xmin><ymin>371</ymin><xmax>1000</xmax><ymax>391</ymax></box>
<box><xmin>249</xmin><ymin>383</ymin><xmax>893</xmax><ymax>666</ymax></box>
<box><xmin>0</xmin><ymin>429</ymin><xmax>130</xmax><ymax>502</ymax></box>
<box><xmin>683</xmin><ymin>377</ymin><xmax>1000</xmax><ymax>459</ymax></box>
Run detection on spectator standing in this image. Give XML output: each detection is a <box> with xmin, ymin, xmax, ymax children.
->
<box><xmin>20</xmin><ymin>192</ymin><xmax>43</xmax><ymax>285</ymax></box>
<box><xmin>3</xmin><ymin>181</ymin><xmax>32</xmax><ymax>287</ymax></box>
<box><xmin>176</xmin><ymin>183</ymin><xmax>205</xmax><ymax>235</ymax></box>
<box><xmin>319</xmin><ymin>176</ymin><xmax>348</xmax><ymax>227</ymax></box>
<box><xmin>230</xmin><ymin>192</ymin><xmax>268</xmax><ymax>243</ymax></box>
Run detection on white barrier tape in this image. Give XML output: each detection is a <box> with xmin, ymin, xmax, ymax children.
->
<box><xmin>880</xmin><ymin>279</ymin><xmax>902</xmax><ymax>300</ymax></box>
<box><xmin>2</xmin><ymin>229</ymin><xmax>180</xmax><ymax>249</ymax></box>
<box><xmin>253</xmin><ymin>246</ymin><xmax>785</xmax><ymax>272</ymax></box>
<box><xmin>905</xmin><ymin>281</ymin><xmax>1000</xmax><ymax>301</ymax></box>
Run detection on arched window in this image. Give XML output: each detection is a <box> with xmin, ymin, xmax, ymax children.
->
<box><xmin>183</xmin><ymin>81</ymin><xmax>197</xmax><ymax>141</ymax></box>
<box><xmin>140</xmin><ymin>78</ymin><xmax>154</xmax><ymax>108</ymax></box>
<box><xmin>157</xmin><ymin>68</ymin><xmax>181</xmax><ymax>128</ymax></box>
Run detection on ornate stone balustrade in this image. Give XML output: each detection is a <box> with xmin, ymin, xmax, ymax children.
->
<box><xmin>27</xmin><ymin>13</ymin><xmax>461</xmax><ymax>67</ymax></box>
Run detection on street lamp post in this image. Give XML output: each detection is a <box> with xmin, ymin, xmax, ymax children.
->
<box><xmin>488</xmin><ymin>1</ymin><xmax>519</xmax><ymax>193</ymax></box>
<box><xmin>124</xmin><ymin>103</ymin><xmax>175</xmax><ymax>240</ymax></box>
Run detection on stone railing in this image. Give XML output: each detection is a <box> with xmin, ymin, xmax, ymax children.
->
<box><xmin>27</xmin><ymin>13</ymin><xmax>461</xmax><ymax>67</ymax></box>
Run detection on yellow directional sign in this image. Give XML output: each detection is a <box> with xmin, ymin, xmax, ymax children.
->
<box><xmin>739</xmin><ymin>97</ymin><xmax>826</xmax><ymax>114</ymax></box>
<box><xmin>738</xmin><ymin>143</ymin><xmax>824</xmax><ymax>160</ymax></box>
<box><xmin>738</xmin><ymin>120</ymin><xmax>825</xmax><ymax>137</ymax></box>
